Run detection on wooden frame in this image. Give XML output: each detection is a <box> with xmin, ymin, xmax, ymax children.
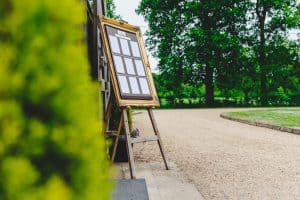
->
<box><xmin>99</xmin><ymin>16</ymin><xmax>160</xmax><ymax>107</ymax></box>
<box><xmin>111</xmin><ymin>107</ymin><xmax>169</xmax><ymax>179</ymax></box>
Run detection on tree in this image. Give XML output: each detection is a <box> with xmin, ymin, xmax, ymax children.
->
<box><xmin>264</xmin><ymin>38</ymin><xmax>300</xmax><ymax>104</ymax></box>
<box><xmin>249</xmin><ymin>0</ymin><xmax>300</xmax><ymax>105</ymax></box>
<box><xmin>0</xmin><ymin>0</ymin><xmax>112</xmax><ymax>199</ymax></box>
<box><xmin>138</xmin><ymin>0</ymin><xmax>249</xmax><ymax>106</ymax></box>
<box><xmin>138</xmin><ymin>0</ymin><xmax>188</xmax><ymax>103</ymax></box>
<box><xmin>106</xmin><ymin>0</ymin><xmax>121</xmax><ymax>19</ymax></box>
<box><xmin>139</xmin><ymin>0</ymin><xmax>299</xmax><ymax>107</ymax></box>
<box><xmin>186</xmin><ymin>0</ymin><xmax>250</xmax><ymax>105</ymax></box>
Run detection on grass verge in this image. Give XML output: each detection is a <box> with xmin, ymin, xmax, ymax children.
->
<box><xmin>224</xmin><ymin>108</ymin><xmax>300</xmax><ymax>129</ymax></box>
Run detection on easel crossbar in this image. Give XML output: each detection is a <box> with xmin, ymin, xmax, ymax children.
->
<box><xmin>131</xmin><ymin>135</ymin><xmax>158</xmax><ymax>144</ymax></box>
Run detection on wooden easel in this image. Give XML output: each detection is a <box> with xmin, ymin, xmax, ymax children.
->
<box><xmin>110</xmin><ymin>107</ymin><xmax>169</xmax><ymax>179</ymax></box>
<box><xmin>99</xmin><ymin>17</ymin><xmax>168</xmax><ymax>179</ymax></box>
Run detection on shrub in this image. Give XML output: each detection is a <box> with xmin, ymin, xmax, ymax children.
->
<box><xmin>0</xmin><ymin>0</ymin><xmax>112</xmax><ymax>199</ymax></box>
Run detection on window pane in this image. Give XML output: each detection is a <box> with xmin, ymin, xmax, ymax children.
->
<box><xmin>118</xmin><ymin>75</ymin><xmax>130</xmax><ymax>94</ymax></box>
<box><xmin>120</xmin><ymin>38</ymin><xmax>131</xmax><ymax>56</ymax></box>
<box><xmin>109</xmin><ymin>35</ymin><xmax>120</xmax><ymax>53</ymax></box>
<box><xmin>139</xmin><ymin>78</ymin><xmax>150</xmax><ymax>95</ymax></box>
<box><xmin>124</xmin><ymin>58</ymin><xmax>135</xmax><ymax>75</ymax></box>
<box><xmin>129</xmin><ymin>77</ymin><xmax>140</xmax><ymax>94</ymax></box>
<box><xmin>113</xmin><ymin>55</ymin><xmax>125</xmax><ymax>73</ymax></box>
<box><xmin>134</xmin><ymin>59</ymin><xmax>146</xmax><ymax>76</ymax></box>
<box><xmin>130</xmin><ymin>41</ymin><xmax>141</xmax><ymax>57</ymax></box>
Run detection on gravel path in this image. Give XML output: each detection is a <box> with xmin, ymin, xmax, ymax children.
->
<box><xmin>133</xmin><ymin>108</ymin><xmax>300</xmax><ymax>200</ymax></box>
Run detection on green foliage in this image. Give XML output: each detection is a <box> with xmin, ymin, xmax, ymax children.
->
<box><xmin>106</xmin><ymin>0</ymin><xmax>121</xmax><ymax>19</ymax></box>
<box><xmin>249</xmin><ymin>0</ymin><xmax>300</xmax><ymax>105</ymax></box>
<box><xmin>0</xmin><ymin>0</ymin><xmax>112</xmax><ymax>199</ymax></box>
<box><xmin>138</xmin><ymin>0</ymin><xmax>250</xmax><ymax>106</ymax></box>
<box><xmin>138</xmin><ymin>0</ymin><xmax>300</xmax><ymax>107</ymax></box>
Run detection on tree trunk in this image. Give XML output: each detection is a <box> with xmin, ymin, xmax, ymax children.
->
<box><xmin>260</xmin><ymin>70</ymin><xmax>267</xmax><ymax>105</ymax></box>
<box><xmin>257</xmin><ymin>5</ymin><xmax>268</xmax><ymax>106</ymax></box>
<box><xmin>205</xmin><ymin>65</ymin><xmax>214</xmax><ymax>106</ymax></box>
<box><xmin>259</xmin><ymin>26</ymin><xmax>267</xmax><ymax>105</ymax></box>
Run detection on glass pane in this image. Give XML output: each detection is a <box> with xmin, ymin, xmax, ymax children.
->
<box><xmin>118</xmin><ymin>75</ymin><xmax>130</xmax><ymax>94</ymax></box>
<box><xmin>124</xmin><ymin>58</ymin><xmax>135</xmax><ymax>75</ymax></box>
<box><xmin>130</xmin><ymin>41</ymin><xmax>141</xmax><ymax>57</ymax></box>
<box><xmin>113</xmin><ymin>55</ymin><xmax>125</xmax><ymax>73</ymax></box>
<box><xmin>134</xmin><ymin>59</ymin><xmax>146</xmax><ymax>76</ymax></box>
<box><xmin>139</xmin><ymin>78</ymin><xmax>150</xmax><ymax>95</ymax></box>
<box><xmin>129</xmin><ymin>77</ymin><xmax>140</xmax><ymax>94</ymax></box>
<box><xmin>109</xmin><ymin>35</ymin><xmax>120</xmax><ymax>53</ymax></box>
<box><xmin>120</xmin><ymin>38</ymin><xmax>131</xmax><ymax>56</ymax></box>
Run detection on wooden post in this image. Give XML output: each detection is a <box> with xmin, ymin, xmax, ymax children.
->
<box><xmin>122</xmin><ymin>107</ymin><xmax>136</xmax><ymax>179</ymax></box>
<box><xmin>147</xmin><ymin>108</ymin><xmax>169</xmax><ymax>170</ymax></box>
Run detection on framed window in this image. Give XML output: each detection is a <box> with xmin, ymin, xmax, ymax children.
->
<box><xmin>99</xmin><ymin>16</ymin><xmax>159</xmax><ymax>107</ymax></box>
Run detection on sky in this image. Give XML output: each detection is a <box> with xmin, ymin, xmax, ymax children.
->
<box><xmin>114</xmin><ymin>0</ymin><xmax>159</xmax><ymax>72</ymax></box>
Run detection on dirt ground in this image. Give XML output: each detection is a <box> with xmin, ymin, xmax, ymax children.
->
<box><xmin>133</xmin><ymin>108</ymin><xmax>300</xmax><ymax>200</ymax></box>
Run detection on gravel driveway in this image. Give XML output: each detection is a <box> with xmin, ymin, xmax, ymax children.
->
<box><xmin>133</xmin><ymin>108</ymin><xmax>300</xmax><ymax>200</ymax></box>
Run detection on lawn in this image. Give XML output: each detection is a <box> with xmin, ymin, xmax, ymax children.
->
<box><xmin>224</xmin><ymin>108</ymin><xmax>300</xmax><ymax>129</ymax></box>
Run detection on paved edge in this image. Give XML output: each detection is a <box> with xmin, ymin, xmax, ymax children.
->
<box><xmin>220</xmin><ymin>113</ymin><xmax>300</xmax><ymax>135</ymax></box>
<box><xmin>117</xmin><ymin>162</ymin><xmax>205</xmax><ymax>200</ymax></box>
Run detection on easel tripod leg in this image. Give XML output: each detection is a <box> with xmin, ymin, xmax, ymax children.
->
<box><xmin>123</xmin><ymin>108</ymin><xmax>136</xmax><ymax>179</ymax></box>
<box><xmin>147</xmin><ymin>108</ymin><xmax>169</xmax><ymax>170</ymax></box>
<box><xmin>111</xmin><ymin>114</ymin><xmax>123</xmax><ymax>162</ymax></box>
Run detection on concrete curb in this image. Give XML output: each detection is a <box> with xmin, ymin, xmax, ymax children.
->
<box><xmin>220</xmin><ymin>113</ymin><xmax>300</xmax><ymax>136</ymax></box>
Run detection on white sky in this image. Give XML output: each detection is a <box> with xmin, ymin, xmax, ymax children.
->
<box><xmin>114</xmin><ymin>0</ymin><xmax>159</xmax><ymax>72</ymax></box>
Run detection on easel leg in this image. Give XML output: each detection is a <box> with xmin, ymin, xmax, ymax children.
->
<box><xmin>147</xmin><ymin>108</ymin><xmax>169</xmax><ymax>170</ymax></box>
<box><xmin>111</xmin><ymin>113</ymin><xmax>123</xmax><ymax>162</ymax></box>
<box><xmin>123</xmin><ymin>108</ymin><xmax>136</xmax><ymax>179</ymax></box>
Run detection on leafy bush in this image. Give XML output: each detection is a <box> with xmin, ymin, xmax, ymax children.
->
<box><xmin>0</xmin><ymin>0</ymin><xmax>112</xmax><ymax>199</ymax></box>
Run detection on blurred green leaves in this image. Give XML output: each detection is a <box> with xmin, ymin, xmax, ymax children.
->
<box><xmin>0</xmin><ymin>0</ymin><xmax>112</xmax><ymax>199</ymax></box>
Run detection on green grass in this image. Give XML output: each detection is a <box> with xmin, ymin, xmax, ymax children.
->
<box><xmin>225</xmin><ymin>108</ymin><xmax>300</xmax><ymax>129</ymax></box>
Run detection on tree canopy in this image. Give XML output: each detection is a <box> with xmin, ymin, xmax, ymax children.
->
<box><xmin>138</xmin><ymin>0</ymin><xmax>300</xmax><ymax>107</ymax></box>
